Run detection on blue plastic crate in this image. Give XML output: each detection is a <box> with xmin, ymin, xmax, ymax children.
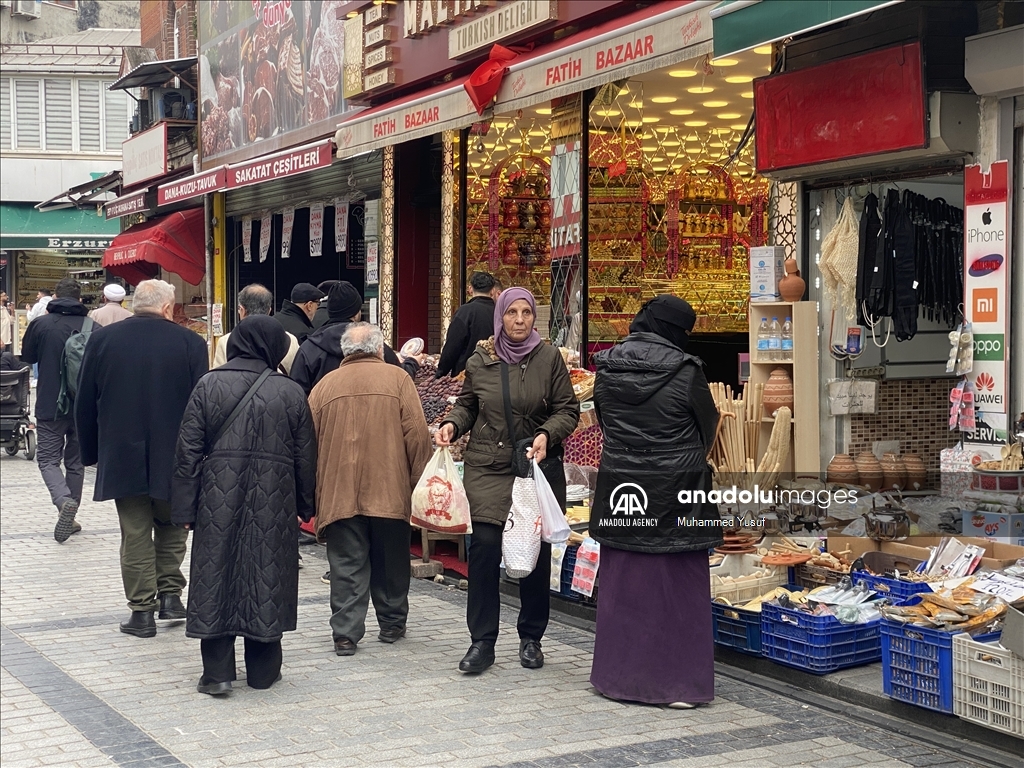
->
<box><xmin>712</xmin><ymin>602</ymin><xmax>762</xmax><ymax>655</ymax></box>
<box><xmin>558</xmin><ymin>546</ymin><xmax>582</xmax><ymax>602</ymax></box>
<box><xmin>852</xmin><ymin>571</ymin><xmax>933</xmax><ymax>602</ymax></box>
<box><xmin>881</xmin><ymin>615</ymin><xmax>1000</xmax><ymax>713</ymax></box>
<box><xmin>761</xmin><ymin>601</ymin><xmax>882</xmax><ymax>674</ymax></box>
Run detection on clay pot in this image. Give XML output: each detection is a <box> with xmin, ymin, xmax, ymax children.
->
<box><xmin>827</xmin><ymin>454</ymin><xmax>860</xmax><ymax>485</ymax></box>
<box><xmin>881</xmin><ymin>452</ymin><xmax>907</xmax><ymax>491</ymax></box>
<box><xmin>778</xmin><ymin>258</ymin><xmax>806</xmax><ymax>302</ymax></box>
<box><xmin>902</xmin><ymin>453</ymin><xmax>927</xmax><ymax>491</ymax></box>
<box><xmin>763</xmin><ymin>367</ymin><xmax>794</xmax><ymax>417</ymax></box>
<box><xmin>855</xmin><ymin>452</ymin><xmax>884</xmax><ymax>492</ymax></box>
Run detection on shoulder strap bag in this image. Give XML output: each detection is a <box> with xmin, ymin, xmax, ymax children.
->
<box><xmin>500</xmin><ymin>361</ymin><xmax>561</xmax><ymax>479</ymax></box>
<box><xmin>205</xmin><ymin>368</ymin><xmax>272</xmax><ymax>458</ymax></box>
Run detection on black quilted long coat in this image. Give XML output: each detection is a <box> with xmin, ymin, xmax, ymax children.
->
<box><xmin>171</xmin><ymin>357</ymin><xmax>317</xmax><ymax>642</ymax></box>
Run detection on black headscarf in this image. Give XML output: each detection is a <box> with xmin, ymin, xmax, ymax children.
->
<box><xmin>629</xmin><ymin>295</ymin><xmax>697</xmax><ymax>351</ymax></box>
<box><xmin>225</xmin><ymin>315</ymin><xmax>289</xmax><ymax>371</ymax></box>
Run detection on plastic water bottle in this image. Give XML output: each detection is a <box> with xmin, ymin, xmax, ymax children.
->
<box><xmin>781</xmin><ymin>317</ymin><xmax>793</xmax><ymax>361</ymax></box>
<box><xmin>768</xmin><ymin>317</ymin><xmax>782</xmax><ymax>361</ymax></box>
<box><xmin>756</xmin><ymin>318</ymin><xmax>771</xmax><ymax>362</ymax></box>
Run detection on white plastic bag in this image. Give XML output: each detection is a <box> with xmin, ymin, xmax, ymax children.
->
<box><xmin>535</xmin><ymin>459</ymin><xmax>570</xmax><ymax>544</ymax></box>
<box><xmin>411</xmin><ymin>447</ymin><xmax>472</xmax><ymax>534</ymax></box>
<box><xmin>502</xmin><ymin>476</ymin><xmax>542</xmax><ymax>579</ymax></box>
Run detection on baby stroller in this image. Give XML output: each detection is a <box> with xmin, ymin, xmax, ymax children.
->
<box><xmin>0</xmin><ymin>365</ymin><xmax>35</xmax><ymax>460</ymax></box>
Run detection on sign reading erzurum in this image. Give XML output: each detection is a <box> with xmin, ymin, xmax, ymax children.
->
<box><xmin>198</xmin><ymin>1</ymin><xmax>357</xmax><ymax>164</ymax></box>
<box><xmin>964</xmin><ymin>161</ymin><xmax>1009</xmax><ymax>431</ymax></box>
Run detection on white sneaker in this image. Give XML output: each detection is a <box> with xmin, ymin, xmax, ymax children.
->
<box><xmin>666</xmin><ymin>702</ymin><xmax>697</xmax><ymax>710</ymax></box>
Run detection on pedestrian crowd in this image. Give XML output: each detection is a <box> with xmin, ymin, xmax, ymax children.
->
<box><xmin>4</xmin><ymin>272</ymin><xmax>720</xmax><ymax>709</ymax></box>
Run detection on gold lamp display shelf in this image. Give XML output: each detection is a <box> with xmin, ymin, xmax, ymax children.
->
<box><xmin>747</xmin><ymin>300</ymin><xmax>820</xmax><ymax>475</ymax></box>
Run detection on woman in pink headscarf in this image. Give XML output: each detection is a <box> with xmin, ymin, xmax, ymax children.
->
<box><xmin>437</xmin><ymin>287</ymin><xmax>579</xmax><ymax>675</ymax></box>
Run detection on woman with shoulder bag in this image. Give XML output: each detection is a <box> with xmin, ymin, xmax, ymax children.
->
<box><xmin>436</xmin><ymin>287</ymin><xmax>579</xmax><ymax>674</ymax></box>
<box><xmin>588</xmin><ymin>296</ymin><xmax>721</xmax><ymax>708</ymax></box>
<box><xmin>171</xmin><ymin>316</ymin><xmax>317</xmax><ymax>696</ymax></box>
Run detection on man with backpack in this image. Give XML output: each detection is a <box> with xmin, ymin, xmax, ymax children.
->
<box><xmin>20</xmin><ymin>277</ymin><xmax>89</xmax><ymax>543</ymax></box>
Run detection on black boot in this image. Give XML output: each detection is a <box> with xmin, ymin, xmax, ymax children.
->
<box><xmin>119</xmin><ymin>611</ymin><xmax>156</xmax><ymax>638</ymax></box>
<box><xmin>158</xmin><ymin>593</ymin><xmax>186</xmax><ymax>620</ymax></box>
<box><xmin>459</xmin><ymin>642</ymin><xmax>495</xmax><ymax>674</ymax></box>
<box><xmin>520</xmin><ymin>639</ymin><xmax>544</xmax><ymax>669</ymax></box>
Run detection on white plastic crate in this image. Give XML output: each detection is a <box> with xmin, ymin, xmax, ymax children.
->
<box><xmin>953</xmin><ymin>633</ymin><xmax>1024</xmax><ymax>738</ymax></box>
<box><xmin>710</xmin><ymin>554</ymin><xmax>788</xmax><ymax>605</ymax></box>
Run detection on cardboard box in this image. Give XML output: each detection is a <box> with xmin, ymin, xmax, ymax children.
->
<box><xmin>749</xmin><ymin>246</ymin><xmax>784</xmax><ymax>303</ymax></box>
<box><xmin>962</xmin><ymin>511</ymin><xmax>1024</xmax><ymax>545</ymax></box>
<box><xmin>828</xmin><ymin>535</ymin><xmax>1024</xmax><ymax>572</ymax></box>
<box><xmin>826</xmin><ymin>534</ymin><xmax>879</xmax><ymax>562</ymax></box>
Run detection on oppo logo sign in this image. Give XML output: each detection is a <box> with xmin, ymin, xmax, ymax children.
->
<box><xmin>969</xmin><ymin>254</ymin><xmax>1003</xmax><ymax>277</ymax></box>
<box><xmin>973</xmin><ymin>334</ymin><xmax>1005</xmax><ymax>362</ymax></box>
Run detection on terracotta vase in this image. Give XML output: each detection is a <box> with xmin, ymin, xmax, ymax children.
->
<box><xmin>763</xmin><ymin>367</ymin><xmax>794</xmax><ymax>417</ymax></box>
<box><xmin>881</xmin><ymin>452</ymin><xmax>907</xmax><ymax>491</ymax></box>
<box><xmin>778</xmin><ymin>258</ymin><xmax>807</xmax><ymax>302</ymax></box>
<box><xmin>902</xmin><ymin>453</ymin><xmax>927</xmax><ymax>491</ymax></box>
<box><xmin>827</xmin><ymin>454</ymin><xmax>860</xmax><ymax>485</ymax></box>
<box><xmin>855</xmin><ymin>451</ymin><xmax>883</xmax><ymax>492</ymax></box>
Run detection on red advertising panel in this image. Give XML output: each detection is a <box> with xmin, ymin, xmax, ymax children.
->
<box><xmin>754</xmin><ymin>42</ymin><xmax>926</xmax><ymax>173</ymax></box>
<box><xmin>158</xmin><ymin>168</ymin><xmax>228</xmax><ymax>206</ymax></box>
<box><xmin>225</xmin><ymin>139</ymin><xmax>334</xmax><ymax>189</ymax></box>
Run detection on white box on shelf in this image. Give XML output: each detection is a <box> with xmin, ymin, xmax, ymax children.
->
<box><xmin>750</xmin><ymin>246</ymin><xmax>785</xmax><ymax>303</ymax></box>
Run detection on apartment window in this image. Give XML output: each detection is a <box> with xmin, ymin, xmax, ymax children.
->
<box><xmin>104</xmin><ymin>82</ymin><xmax>129</xmax><ymax>150</ymax></box>
<box><xmin>78</xmin><ymin>80</ymin><xmax>101</xmax><ymax>151</ymax></box>
<box><xmin>14</xmin><ymin>79</ymin><xmax>41</xmax><ymax>149</ymax></box>
<box><xmin>44</xmin><ymin>78</ymin><xmax>73</xmax><ymax>151</ymax></box>
<box><xmin>0</xmin><ymin>79</ymin><xmax>10</xmax><ymax>150</ymax></box>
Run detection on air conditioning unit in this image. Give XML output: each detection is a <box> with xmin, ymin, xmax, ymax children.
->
<box><xmin>148</xmin><ymin>87</ymin><xmax>192</xmax><ymax>121</ymax></box>
<box><xmin>761</xmin><ymin>92</ymin><xmax>980</xmax><ymax>183</ymax></box>
<box><xmin>11</xmin><ymin>0</ymin><xmax>42</xmax><ymax>19</ymax></box>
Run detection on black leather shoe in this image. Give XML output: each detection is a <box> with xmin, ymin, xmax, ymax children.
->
<box><xmin>520</xmin><ymin>639</ymin><xmax>544</xmax><ymax>669</ymax></box>
<box><xmin>197</xmin><ymin>679</ymin><xmax>232</xmax><ymax>696</ymax></box>
<box><xmin>378</xmin><ymin>626</ymin><xmax>406</xmax><ymax>644</ymax></box>
<box><xmin>459</xmin><ymin>642</ymin><xmax>495</xmax><ymax>674</ymax></box>
<box><xmin>158</xmin><ymin>593</ymin><xmax>186</xmax><ymax>620</ymax></box>
<box><xmin>119</xmin><ymin>611</ymin><xmax>156</xmax><ymax>638</ymax></box>
<box><xmin>334</xmin><ymin>638</ymin><xmax>357</xmax><ymax>656</ymax></box>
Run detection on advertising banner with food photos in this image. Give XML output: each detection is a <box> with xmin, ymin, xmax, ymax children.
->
<box><xmin>199</xmin><ymin>1</ymin><xmax>356</xmax><ymax>164</ymax></box>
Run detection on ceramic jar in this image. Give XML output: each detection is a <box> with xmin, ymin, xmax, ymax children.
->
<box><xmin>902</xmin><ymin>453</ymin><xmax>927</xmax><ymax>491</ymax></box>
<box><xmin>881</xmin><ymin>452</ymin><xmax>907</xmax><ymax>491</ymax></box>
<box><xmin>763</xmin><ymin>367</ymin><xmax>794</xmax><ymax>417</ymax></box>
<box><xmin>855</xmin><ymin>451</ymin><xmax>883</xmax><ymax>492</ymax></box>
<box><xmin>778</xmin><ymin>258</ymin><xmax>807</xmax><ymax>302</ymax></box>
<box><xmin>827</xmin><ymin>454</ymin><xmax>860</xmax><ymax>485</ymax></box>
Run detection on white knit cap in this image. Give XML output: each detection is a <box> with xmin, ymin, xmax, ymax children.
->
<box><xmin>103</xmin><ymin>284</ymin><xmax>126</xmax><ymax>302</ymax></box>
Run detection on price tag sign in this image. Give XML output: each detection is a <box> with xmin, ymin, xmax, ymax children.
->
<box><xmin>971</xmin><ymin>573</ymin><xmax>1024</xmax><ymax>603</ymax></box>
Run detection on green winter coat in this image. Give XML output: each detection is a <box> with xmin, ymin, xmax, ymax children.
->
<box><xmin>443</xmin><ymin>338</ymin><xmax>580</xmax><ymax>527</ymax></box>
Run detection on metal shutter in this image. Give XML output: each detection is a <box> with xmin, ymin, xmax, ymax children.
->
<box><xmin>14</xmin><ymin>78</ymin><xmax>40</xmax><ymax>149</ymax></box>
<box><xmin>0</xmin><ymin>79</ymin><xmax>10</xmax><ymax>150</ymax></box>
<box><xmin>78</xmin><ymin>80</ymin><xmax>101</xmax><ymax>151</ymax></box>
<box><xmin>225</xmin><ymin>152</ymin><xmax>383</xmax><ymax>216</ymax></box>
<box><xmin>44</xmin><ymin>79</ymin><xmax>73</xmax><ymax>151</ymax></box>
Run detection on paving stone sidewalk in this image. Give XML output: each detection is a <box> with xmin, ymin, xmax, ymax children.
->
<box><xmin>0</xmin><ymin>454</ymin><xmax>986</xmax><ymax>768</ymax></box>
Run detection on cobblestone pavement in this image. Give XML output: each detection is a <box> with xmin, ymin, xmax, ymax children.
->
<box><xmin>1</xmin><ymin>454</ymin><xmax>987</xmax><ymax>768</ymax></box>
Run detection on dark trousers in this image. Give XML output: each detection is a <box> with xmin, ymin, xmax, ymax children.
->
<box><xmin>114</xmin><ymin>495</ymin><xmax>188</xmax><ymax>612</ymax></box>
<box><xmin>200</xmin><ymin>636</ymin><xmax>282</xmax><ymax>689</ymax></box>
<box><xmin>36</xmin><ymin>418</ymin><xmax>83</xmax><ymax>510</ymax></box>
<box><xmin>467</xmin><ymin>522</ymin><xmax>551</xmax><ymax>646</ymax></box>
<box><xmin>325</xmin><ymin>516</ymin><xmax>411</xmax><ymax>644</ymax></box>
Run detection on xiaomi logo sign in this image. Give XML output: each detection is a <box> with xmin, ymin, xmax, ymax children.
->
<box><xmin>972</xmin><ymin>288</ymin><xmax>999</xmax><ymax>323</ymax></box>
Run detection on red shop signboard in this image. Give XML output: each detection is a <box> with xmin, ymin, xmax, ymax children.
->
<box><xmin>753</xmin><ymin>42</ymin><xmax>926</xmax><ymax>173</ymax></box>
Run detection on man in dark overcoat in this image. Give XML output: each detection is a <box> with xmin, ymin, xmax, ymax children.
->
<box><xmin>76</xmin><ymin>279</ymin><xmax>208</xmax><ymax>638</ymax></box>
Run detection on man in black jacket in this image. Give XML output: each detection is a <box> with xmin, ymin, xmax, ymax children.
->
<box><xmin>435</xmin><ymin>271</ymin><xmax>499</xmax><ymax>378</ymax></box>
<box><xmin>76</xmin><ymin>279</ymin><xmax>208</xmax><ymax>638</ymax></box>
<box><xmin>19</xmin><ymin>277</ymin><xmax>88</xmax><ymax>542</ymax></box>
<box><xmin>292</xmin><ymin>281</ymin><xmax>420</xmax><ymax>397</ymax></box>
<box><xmin>312</xmin><ymin>279</ymin><xmax>338</xmax><ymax>329</ymax></box>
<box><xmin>276</xmin><ymin>283</ymin><xmax>324</xmax><ymax>343</ymax></box>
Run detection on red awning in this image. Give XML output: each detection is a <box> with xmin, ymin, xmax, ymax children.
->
<box><xmin>103</xmin><ymin>208</ymin><xmax>205</xmax><ymax>286</ymax></box>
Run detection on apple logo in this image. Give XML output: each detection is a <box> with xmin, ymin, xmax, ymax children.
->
<box><xmin>982</xmin><ymin>209</ymin><xmax>992</xmax><ymax>225</ymax></box>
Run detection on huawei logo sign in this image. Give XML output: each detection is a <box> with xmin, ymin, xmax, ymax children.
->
<box><xmin>976</xmin><ymin>372</ymin><xmax>995</xmax><ymax>392</ymax></box>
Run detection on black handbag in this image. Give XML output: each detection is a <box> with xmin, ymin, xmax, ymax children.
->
<box><xmin>204</xmin><ymin>368</ymin><xmax>271</xmax><ymax>459</ymax></box>
<box><xmin>500</xmin><ymin>361</ymin><xmax>561</xmax><ymax>479</ymax></box>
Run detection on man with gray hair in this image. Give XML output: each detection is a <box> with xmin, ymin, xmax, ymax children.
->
<box><xmin>308</xmin><ymin>322</ymin><xmax>432</xmax><ymax>656</ymax></box>
<box><xmin>76</xmin><ymin>279</ymin><xmax>208</xmax><ymax>638</ymax></box>
<box><xmin>213</xmin><ymin>284</ymin><xmax>300</xmax><ymax>373</ymax></box>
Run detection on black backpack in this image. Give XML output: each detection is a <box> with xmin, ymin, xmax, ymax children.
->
<box><xmin>55</xmin><ymin>317</ymin><xmax>94</xmax><ymax>419</ymax></box>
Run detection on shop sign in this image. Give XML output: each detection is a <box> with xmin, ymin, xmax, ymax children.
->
<box><xmin>334</xmin><ymin>200</ymin><xmax>349</xmax><ymax>252</ymax></box>
<box><xmin>549</xmin><ymin>141</ymin><xmax>581</xmax><ymax>260</ymax></box>
<box><xmin>259</xmin><ymin>212</ymin><xmax>272</xmax><ymax>262</ymax></box>
<box><xmin>754</xmin><ymin>42</ymin><xmax>927</xmax><ymax>172</ymax></box>
<box><xmin>6</xmin><ymin>236</ymin><xmax>116</xmax><ymax>250</ymax></box>
<box><xmin>198</xmin><ymin>1</ymin><xmax>359</xmax><ymax>164</ymax></box>
<box><xmin>105</xmin><ymin>190</ymin><xmax>150</xmax><ymax>220</ymax></box>
<box><xmin>366</xmin><ymin>240</ymin><xmax>380</xmax><ymax>285</ymax></box>
<box><xmin>242</xmin><ymin>216</ymin><xmax>253</xmax><ymax>262</ymax></box>
<box><xmin>281</xmin><ymin>207</ymin><xmax>294</xmax><ymax>259</ymax></box>
<box><xmin>157</xmin><ymin>167</ymin><xmax>227</xmax><ymax>206</ymax></box>
<box><xmin>449</xmin><ymin>1</ymin><xmax>558</xmax><ymax>59</ymax></box>
<box><xmin>403</xmin><ymin>0</ymin><xmax>487</xmax><ymax>38</ymax></box>
<box><xmin>211</xmin><ymin>303</ymin><xmax>224</xmax><ymax>337</ymax></box>
<box><xmin>122</xmin><ymin>123</ymin><xmax>168</xmax><ymax>187</ymax></box>
<box><xmin>963</xmin><ymin>160</ymin><xmax>1009</xmax><ymax>418</ymax></box>
<box><xmin>309</xmin><ymin>201</ymin><xmax>324</xmax><ymax>258</ymax></box>
<box><xmin>225</xmin><ymin>139</ymin><xmax>334</xmax><ymax>190</ymax></box>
